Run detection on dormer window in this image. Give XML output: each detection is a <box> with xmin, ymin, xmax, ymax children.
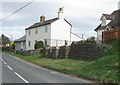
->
<box><xmin>101</xmin><ymin>16</ymin><xmax>106</xmax><ymax>26</ymax></box>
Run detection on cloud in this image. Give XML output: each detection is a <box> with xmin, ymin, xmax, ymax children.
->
<box><xmin>1</xmin><ymin>0</ymin><xmax>119</xmax><ymax>40</ymax></box>
<box><xmin>2</xmin><ymin>26</ymin><xmax>26</xmax><ymax>40</ymax></box>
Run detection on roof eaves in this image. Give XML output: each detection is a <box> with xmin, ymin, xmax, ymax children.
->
<box><xmin>71</xmin><ymin>32</ymin><xmax>81</xmax><ymax>38</ymax></box>
<box><xmin>51</xmin><ymin>18</ymin><xmax>59</xmax><ymax>23</ymax></box>
<box><xmin>25</xmin><ymin>23</ymin><xmax>51</xmax><ymax>30</ymax></box>
<box><xmin>64</xmin><ymin>19</ymin><xmax>72</xmax><ymax>26</ymax></box>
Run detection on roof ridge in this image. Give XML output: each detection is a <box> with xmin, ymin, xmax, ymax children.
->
<box><xmin>25</xmin><ymin>17</ymin><xmax>59</xmax><ymax>30</ymax></box>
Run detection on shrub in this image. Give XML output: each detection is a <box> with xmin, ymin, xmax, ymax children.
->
<box><xmin>10</xmin><ymin>43</ymin><xmax>15</xmax><ymax>50</ymax></box>
<box><xmin>34</xmin><ymin>41</ymin><xmax>44</xmax><ymax>49</ymax></box>
<box><xmin>2</xmin><ymin>47</ymin><xmax>14</xmax><ymax>52</ymax></box>
<box><xmin>102</xmin><ymin>40</ymin><xmax>119</xmax><ymax>56</ymax></box>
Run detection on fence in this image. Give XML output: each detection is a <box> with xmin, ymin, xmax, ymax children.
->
<box><xmin>102</xmin><ymin>28</ymin><xmax>120</xmax><ymax>43</ymax></box>
<box><xmin>45</xmin><ymin>39</ymin><xmax>71</xmax><ymax>47</ymax></box>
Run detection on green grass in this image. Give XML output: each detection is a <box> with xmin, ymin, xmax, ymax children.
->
<box><xmin>2</xmin><ymin>51</ymin><xmax>91</xmax><ymax>74</ymax></box>
<box><xmin>2</xmin><ymin>41</ymin><xmax>119</xmax><ymax>84</ymax></box>
<box><xmin>77</xmin><ymin>41</ymin><xmax>119</xmax><ymax>84</ymax></box>
<box><xmin>78</xmin><ymin>51</ymin><xmax>119</xmax><ymax>83</ymax></box>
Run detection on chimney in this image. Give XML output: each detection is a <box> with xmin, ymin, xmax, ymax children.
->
<box><xmin>58</xmin><ymin>7</ymin><xmax>64</xmax><ymax>19</ymax></box>
<box><xmin>118</xmin><ymin>1</ymin><xmax>120</xmax><ymax>10</ymax></box>
<box><xmin>40</xmin><ymin>15</ymin><xmax>45</xmax><ymax>22</ymax></box>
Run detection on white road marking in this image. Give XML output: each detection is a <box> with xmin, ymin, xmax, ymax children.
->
<box><xmin>0</xmin><ymin>57</ymin><xmax>2</xmax><ymax>60</ymax></box>
<box><xmin>15</xmin><ymin>72</ymin><xmax>29</xmax><ymax>83</ymax></box>
<box><xmin>7</xmin><ymin>65</ymin><xmax>13</xmax><ymax>71</ymax></box>
<box><xmin>4</xmin><ymin>61</ymin><xmax>6</xmax><ymax>65</ymax></box>
<box><xmin>1</xmin><ymin>58</ymin><xmax>3</xmax><ymax>61</ymax></box>
<box><xmin>51</xmin><ymin>71</ymin><xmax>58</xmax><ymax>74</ymax></box>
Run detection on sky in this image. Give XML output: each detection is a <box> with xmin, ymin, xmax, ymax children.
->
<box><xmin>0</xmin><ymin>0</ymin><xmax>119</xmax><ymax>40</ymax></box>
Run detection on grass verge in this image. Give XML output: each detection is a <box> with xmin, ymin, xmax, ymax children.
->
<box><xmin>2</xmin><ymin>41</ymin><xmax>119</xmax><ymax>84</ymax></box>
<box><xmin>2</xmin><ymin>51</ymin><xmax>91</xmax><ymax>76</ymax></box>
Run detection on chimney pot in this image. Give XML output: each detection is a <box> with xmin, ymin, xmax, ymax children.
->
<box><xmin>58</xmin><ymin>7</ymin><xmax>64</xmax><ymax>19</ymax></box>
<box><xmin>118</xmin><ymin>1</ymin><xmax>120</xmax><ymax>10</ymax></box>
<box><xmin>40</xmin><ymin>15</ymin><xmax>45</xmax><ymax>22</ymax></box>
<box><xmin>59</xmin><ymin>8</ymin><xmax>63</xmax><ymax>12</ymax></box>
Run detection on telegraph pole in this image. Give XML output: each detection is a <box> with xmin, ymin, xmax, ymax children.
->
<box><xmin>82</xmin><ymin>34</ymin><xmax>84</xmax><ymax>39</ymax></box>
<box><xmin>11</xmin><ymin>34</ymin><xmax>13</xmax><ymax>42</ymax></box>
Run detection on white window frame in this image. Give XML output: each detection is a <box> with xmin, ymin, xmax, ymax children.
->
<box><xmin>35</xmin><ymin>28</ymin><xmax>38</xmax><ymax>34</ymax></box>
<box><xmin>45</xmin><ymin>25</ymin><xmax>48</xmax><ymax>33</ymax></box>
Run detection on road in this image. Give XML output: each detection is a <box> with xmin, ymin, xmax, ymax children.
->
<box><xmin>1</xmin><ymin>53</ymin><xmax>96</xmax><ymax>84</ymax></box>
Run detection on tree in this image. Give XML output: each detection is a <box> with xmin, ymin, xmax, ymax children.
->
<box><xmin>10</xmin><ymin>43</ymin><xmax>15</xmax><ymax>50</ymax></box>
<box><xmin>1</xmin><ymin>34</ymin><xmax>11</xmax><ymax>45</ymax></box>
<box><xmin>34</xmin><ymin>41</ymin><xmax>44</xmax><ymax>49</ymax></box>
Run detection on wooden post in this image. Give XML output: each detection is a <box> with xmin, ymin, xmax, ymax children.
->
<box><xmin>102</xmin><ymin>32</ymin><xmax>104</xmax><ymax>44</ymax></box>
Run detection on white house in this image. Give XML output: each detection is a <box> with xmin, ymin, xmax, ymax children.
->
<box><xmin>14</xmin><ymin>35</ymin><xmax>26</xmax><ymax>50</ymax></box>
<box><xmin>25</xmin><ymin>8</ymin><xmax>82</xmax><ymax>50</ymax></box>
<box><xmin>94</xmin><ymin>9</ymin><xmax>120</xmax><ymax>41</ymax></box>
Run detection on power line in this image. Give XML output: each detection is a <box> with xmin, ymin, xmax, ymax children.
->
<box><xmin>0</xmin><ymin>0</ymin><xmax>34</xmax><ymax>22</ymax></box>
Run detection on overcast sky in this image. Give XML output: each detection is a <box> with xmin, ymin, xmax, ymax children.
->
<box><xmin>0</xmin><ymin>0</ymin><xmax>119</xmax><ymax>40</ymax></box>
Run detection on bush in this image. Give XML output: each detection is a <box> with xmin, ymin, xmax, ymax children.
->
<box><xmin>2</xmin><ymin>47</ymin><xmax>14</xmax><ymax>52</ymax></box>
<box><xmin>102</xmin><ymin>40</ymin><xmax>119</xmax><ymax>56</ymax></box>
<box><xmin>34</xmin><ymin>41</ymin><xmax>44</xmax><ymax>49</ymax></box>
<box><xmin>10</xmin><ymin>43</ymin><xmax>15</xmax><ymax>50</ymax></box>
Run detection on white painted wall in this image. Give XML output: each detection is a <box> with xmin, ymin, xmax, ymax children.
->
<box><xmin>106</xmin><ymin>20</ymin><xmax>111</xmax><ymax>25</ymax></box>
<box><xmin>15</xmin><ymin>41</ymin><xmax>26</xmax><ymax>50</ymax></box>
<box><xmin>25</xmin><ymin>7</ymin><xmax>82</xmax><ymax>50</ymax></box>
<box><xmin>51</xmin><ymin>19</ymin><xmax>71</xmax><ymax>46</ymax></box>
<box><xmin>97</xmin><ymin>29</ymin><xmax>106</xmax><ymax>41</ymax></box>
<box><xmin>71</xmin><ymin>33</ymin><xmax>83</xmax><ymax>42</ymax></box>
<box><xmin>26</xmin><ymin>19</ymin><xmax>72</xmax><ymax>50</ymax></box>
<box><xmin>97</xmin><ymin>25</ymin><xmax>111</xmax><ymax>41</ymax></box>
<box><xmin>26</xmin><ymin>24</ymin><xmax>51</xmax><ymax>50</ymax></box>
<box><xmin>101</xmin><ymin>16</ymin><xmax>106</xmax><ymax>26</ymax></box>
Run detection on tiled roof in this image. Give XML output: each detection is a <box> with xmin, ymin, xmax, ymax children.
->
<box><xmin>25</xmin><ymin>18</ymin><xmax>59</xmax><ymax>30</ymax></box>
<box><xmin>103</xmin><ymin>14</ymin><xmax>115</xmax><ymax>20</ymax></box>
<box><xmin>94</xmin><ymin>24</ymin><xmax>106</xmax><ymax>31</ymax></box>
<box><xmin>95</xmin><ymin>9</ymin><xmax>120</xmax><ymax>31</ymax></box>
<box><xmin>25</xmin><ymin>17</ymin><xmax>72</xmax><ymax>30</ymax></box>
<box><xmin>108</xmin><ymin>10</ymin><xmax>120</xmax><ymax>28</ymax></box>
<box><xmin>14</xmin><ymin>35</ymin><xmax>26</xmax><ymax>42</ymax></box>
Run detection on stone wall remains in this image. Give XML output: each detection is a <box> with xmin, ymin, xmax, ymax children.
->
<box><xmin>15</xmin><ymin>39</ymin><xmax>103</xmax><ymax>61</ymax></box>
<box><xmin>44</xmin><ymin>39</ymin><xmax>103</xmax><ymax>60</ymax></box>
<box><xmin>16</xmin><ymin>49</ymin><xmax>42</xmax><ymax>56</ymax></box>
